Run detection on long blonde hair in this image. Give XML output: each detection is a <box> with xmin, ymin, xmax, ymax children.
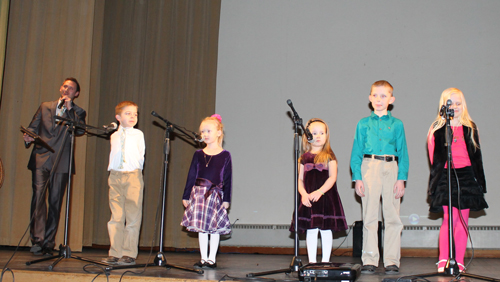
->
<box><xmin>428</xmin><ymin>88</ymin><xmax>478</xmax><ymax>149</ymax></box>
<box><xmin>301</xmin><ymin>118</ymin><xmax>336</xmax><ymax>164</ymax></box>
<box><xmin>201</xmin><ymin>114</ymin><xmax>224</xmax><ymax>147</ymax></box>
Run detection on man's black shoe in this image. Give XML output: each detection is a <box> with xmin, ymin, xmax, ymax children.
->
<box><xmin>30</xmin><ymin>244</ymin><xmax>42</xmax><ymax>254</ymax></box>
<box><xmin>42</xmin><ymin>247</ymin><xmax>54</xmax><ymax>256</ymax></box>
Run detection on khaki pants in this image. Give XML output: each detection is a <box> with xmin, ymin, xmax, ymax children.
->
<box><xmin>361</xmin><ymin>158</ymin><xmax>403</xmax><ymax>267</ymax></box>
<box><xmin>107</xmin><ymin>170</ymin><xmax>144</xmax><ymax>258</ymax></box>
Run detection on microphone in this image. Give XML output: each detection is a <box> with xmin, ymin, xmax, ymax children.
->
<box><xmin>151</xmin><ymin>111</ymin><xmax>168</xmax><ymax>123</ymax></box>
<box><xmin>57</xmin><ymin>99</ymin><xmax>65</xmax><ymax>109</ymax></box>
<box><xmin>287</xmin><ymin>99</ymin><xmax>299</xmax><ymax>117</ymax></box>
<box><xmin>194</xmin><ymin>133</ymin><xmax>205</xmax><ymax>142</ymax></box>
<box><xmin>305</xmin><ymin>128</ymin><xmax>314</xmax><ymax>143</ymax></box>
<box><xmin>103</xmin><ymin>122</ymin><xmax>118</xmax><ymax>131</ymax></box>
<box><xmin>58</xmin><ymin>99</ymin><xmax>74</xmax><ymax>109</ymax></box>
<box><xmin>287</xmin><ymin>99</ymin><xmax>313</xmax><ymax>143</ymax></box>
<box><xmin>439</xmin><ymin>105</ymin><xmax>446</xmax><ymax>117</ymax></box>
<box><xmin>446</xmin><ymin>99</ymin><xmax>455</xmax><ymax>116</ymax></box>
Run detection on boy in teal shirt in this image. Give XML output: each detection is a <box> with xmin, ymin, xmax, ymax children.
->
<box><xmin>350</xmin><ymin>80</ymin><xmax>409</xmax><ymax>275</ymax></box>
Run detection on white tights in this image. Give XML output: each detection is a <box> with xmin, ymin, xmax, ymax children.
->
<box><xmin>306</xmin><ymin>228</ymin><xmax>333</xmax><ymax>263</ymax></box>
<box><xmin>198</xmin><ymin>233</ymin><xmax>220</xmax><ymax>262</ymax></box>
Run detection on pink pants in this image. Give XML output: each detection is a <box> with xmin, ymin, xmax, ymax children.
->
<box><xmin>438</xmin><ymin>206</ymin><xmax>469</xmax><ymax>269</ymax></box>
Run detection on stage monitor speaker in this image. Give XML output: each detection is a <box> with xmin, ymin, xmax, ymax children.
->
<box><xmin>299</xmin><ymin>262</ymin><xmax>361</xmax><ymax>282</ymax></box>
<box><xmin>352</xmin><ymin>220</ymin><xmax>383</xmax><ymax>257</ymax></box>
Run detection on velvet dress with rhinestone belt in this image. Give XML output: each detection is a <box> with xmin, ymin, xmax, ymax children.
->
<box><xmin>181</xmin><ymin>149</ymin><xmax>232</xmax><ymax>235</ymax></box>
<box><xmin>290</xmin><ymin>152</ymin><xmax>348</xmax><ymax>233</ymax></box>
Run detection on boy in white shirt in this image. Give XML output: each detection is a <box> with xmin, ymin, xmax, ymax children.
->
<box><xmin>102</xmin><ymin>101</ymin><xmax>145</xmax><ymax>265</ymax></box>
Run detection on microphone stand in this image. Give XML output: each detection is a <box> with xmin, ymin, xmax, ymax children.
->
<box><xmin>408</xmin><ymin>106</ymin><xmax>498</xmax><ymax>281</ymax></box>
<box><xmin>247</xmin><ymin>99</ymin><xmax>305</xmax><ymax>277</ymax></box>
<box><xmin>26</xmin><ymin>116</ymin><xmax>108</xmax><ymax>270</ymax></box>
<box><xmin>105</xmin><ymin>111</ymin><xmax>203</xmax><ymax>274</ymax></box>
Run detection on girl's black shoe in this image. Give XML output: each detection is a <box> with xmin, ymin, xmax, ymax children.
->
<box><xmin>204</xmin><ymin>260</ymin><xmax>217</xmax><ymax>269</ymax></box>
<box><xmin>193</xmin><ymin>260</ymin><xmax>205</xmax><ymax>269</ymax></box>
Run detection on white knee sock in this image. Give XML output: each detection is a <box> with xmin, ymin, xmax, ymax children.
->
<box><xmin>208</xmin><ymin>234</ymin><xmax>220</xmax><ymax>262</ymax></box>
<box><xmin>306</xmin><ymin>229</ymin><xmax>319</xmax><ymax>263</ymax></box>
<box><xmin>198</xmin><ymin>233</ymin><xmax>209</xmax><ymax>261</ymax></box>
<box><xmin>320</xmin><ymin>230</ymin><xmax>333</xmax><ymax>262</ymax></box>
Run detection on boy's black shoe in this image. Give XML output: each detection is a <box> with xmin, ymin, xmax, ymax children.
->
<box><xmin>361</xmin><ymin>265</ymin><xmax>376</xmax><ymax>274</ymax></box>
<box><xmin>101</xmin><ymin>256</ymin><xmax>120</xmax><ymax>264</ymax></box>
<box><xmin>385</xmin><ymin>265</ymin><xmax>399</xmax><ymax>275</ymax></box>
<box><xmin>117</xmin><ymin>256</ymin><xmax>136</xmax><ymax>265</ymax></box>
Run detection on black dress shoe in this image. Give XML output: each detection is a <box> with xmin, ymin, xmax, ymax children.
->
<box><xmin>33</xmin><ymin>249</ymin><xmax>43</xmax><ymax>256</ymax></box>
<box><xmin>42</xmin><ymin>247</ymin><xmax>54</xmax><ymax>256</ymax></box>
<box><xmin>193</xmin><ymin>260</ymin><xmax>205</xmax><ymax>269</ymax></box>
<box><xmin>204</xmin><ymin>260</ymin><xmax>217</xmax><ymax>269</ymax></box>
<box><xmin>30</xmin><ymin>244</ymin><xmax>42</xmax><ymax>254</ymax></box>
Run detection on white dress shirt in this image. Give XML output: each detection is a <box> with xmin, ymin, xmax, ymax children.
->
<box><xmin>108</xmin><ymin>126</ymin><xmax>145</xmax><ymax>171</ymax></box>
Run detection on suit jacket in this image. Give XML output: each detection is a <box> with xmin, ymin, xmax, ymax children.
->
<box><xmin>27</xmin><ymin>100</ymin><xmax>87</xmax><ymax>173</ymax></box>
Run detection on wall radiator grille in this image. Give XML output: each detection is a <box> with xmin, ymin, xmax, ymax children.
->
<box><xmin>232</xmin><ymin>224</ymin><xmax>500</xmax><ymax>231</ymax></box>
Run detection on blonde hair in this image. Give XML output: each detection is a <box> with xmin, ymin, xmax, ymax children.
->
<box><xmin>371</xmin><ymin>80</ymin><xmax>393</xmax><ymax>95</ymax></box>
<box><xmin>115</xmin><ymin>101</ymin><xmax>138</xmax><ymax>115</ymax></box>
<box><xmin>201</xmin><ymin>115</ymin><xmax>224</xmax><ymax>147</ymax></box>
<box><xmin>300</xmin><ymin>118</ymin><xmax>336</xmax><ymax>164</ymax></box>
<box><xmin>428</xmin><ymin>88</ymin><xmax>478</xmax><ymax>149</ymax></box>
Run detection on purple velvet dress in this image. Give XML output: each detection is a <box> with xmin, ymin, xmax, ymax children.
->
<box><xmin>290</xmin><ymin>152</ymin><xmax>348</xmax><ymax>233</ymax></box>
<box><xmin>181</xmin><ymin>149</ymin><xmax>232</xmax><ymax>235</ymax></box>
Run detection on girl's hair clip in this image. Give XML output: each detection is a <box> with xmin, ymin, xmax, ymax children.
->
<box><xmin>211</xmin><ymin>114</ymin><xmax>222</xmax><ymax>122</ymax></box>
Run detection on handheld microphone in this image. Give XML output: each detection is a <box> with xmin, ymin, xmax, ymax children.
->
<box><xmin>103</xmin><ymin>122</ymin><xmax>118</xmax><ymax>130</ymax></box>
<box><xmin>58</xmin><ymin>99</ymin><xmax>74</xmax><ymax>109</ymax></box>
<box><xmin>57</xmin><ymin>99</ymin><xmax>65</xmax><ymax>109</ymax></box>
<box><xmin>446</xmin><ymin>99</ymin><xmax>452</xmax><ymax>106</ymax></box>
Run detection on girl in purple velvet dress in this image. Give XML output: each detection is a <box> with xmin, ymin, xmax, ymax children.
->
<box><xmin>290</xmin><ymin>118</ymin><xmax>347</xmax><ymax>263</ymax></box>
<box><xmin>181</xmin><ymin>114</ymin><xmax>232</xmax><ymax>269</ymax></box>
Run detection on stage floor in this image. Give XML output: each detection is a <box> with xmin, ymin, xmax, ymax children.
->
<box><xmin>1</xmin><ymin>247</ymin><xmax>499</xmax><ymax>282</ymax></box>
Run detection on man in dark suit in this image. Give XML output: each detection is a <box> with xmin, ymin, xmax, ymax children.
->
<box><xmin>23</xmin><ymin>77</ymin><xmax>87</xmax><ymax>255</ymax></box>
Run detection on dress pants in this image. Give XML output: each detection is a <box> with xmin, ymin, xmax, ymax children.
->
<box><xmin>31</xmin><ymin>168</ymin><xmax>69</xmax><ymax>249</ymax></box>
<box><xmin>107</xmin><ymin>170</ymin><xmax>144</xmax><ymax>259</ymax></box>
<box><xmin>361</xmin><ymin>158</ymin><xmax>403</xmax><ymax>267</ymax></box>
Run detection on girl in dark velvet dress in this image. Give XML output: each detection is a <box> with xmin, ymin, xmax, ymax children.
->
<box><xmin>427</xmin><ymin>88</ymin><xmax>487</xmax><ymax>273</ymax></box>
<box><xmin>181</xmin><ymin>114</ymin><xmax>232</xmax><ymax>269</ymax></box>
<box><xmin>290</xmin><ymin>118</ymin><xmax>347</xmax><ymax>263</ymax></box>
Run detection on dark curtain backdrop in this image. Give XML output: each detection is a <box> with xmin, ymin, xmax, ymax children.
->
<box><xmin>0</xmin><ymin>0</ymin><xmax>220</xmax><ymax>250</ymax></box>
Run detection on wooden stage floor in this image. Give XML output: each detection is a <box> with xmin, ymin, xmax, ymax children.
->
<box><xmin>1</xmin><ymin>247</ymin><xmax>499</xmax><ymax>282</ymax></box>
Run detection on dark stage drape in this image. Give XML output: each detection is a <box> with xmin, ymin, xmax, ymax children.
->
<box><xmin>0</xmin><ymin>0</ymin><xmax>220</xmax><ymax>250</ymax></box>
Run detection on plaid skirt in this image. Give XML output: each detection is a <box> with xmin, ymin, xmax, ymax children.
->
<box><xmin>181</xmin><ymin>178</ymin><xmax>231</xmax><ymax>235</ymax></box>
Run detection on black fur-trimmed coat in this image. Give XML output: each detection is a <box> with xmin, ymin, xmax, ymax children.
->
<box><xmin>427</xmin><ymin>123</ymin><xmax>486</xmax><ymax>196</ymax></box>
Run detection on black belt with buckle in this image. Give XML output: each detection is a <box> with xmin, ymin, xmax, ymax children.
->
<box><xmin>364</xmin><ymin>154</ymin><xmax>398</xmax><ymax>162</ymax></box>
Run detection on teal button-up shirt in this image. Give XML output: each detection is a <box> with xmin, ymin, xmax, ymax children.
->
<box><xmin>350</xmin><ymin>111</ymin><xmax>409</xmax><ymax>181</ymax></box>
